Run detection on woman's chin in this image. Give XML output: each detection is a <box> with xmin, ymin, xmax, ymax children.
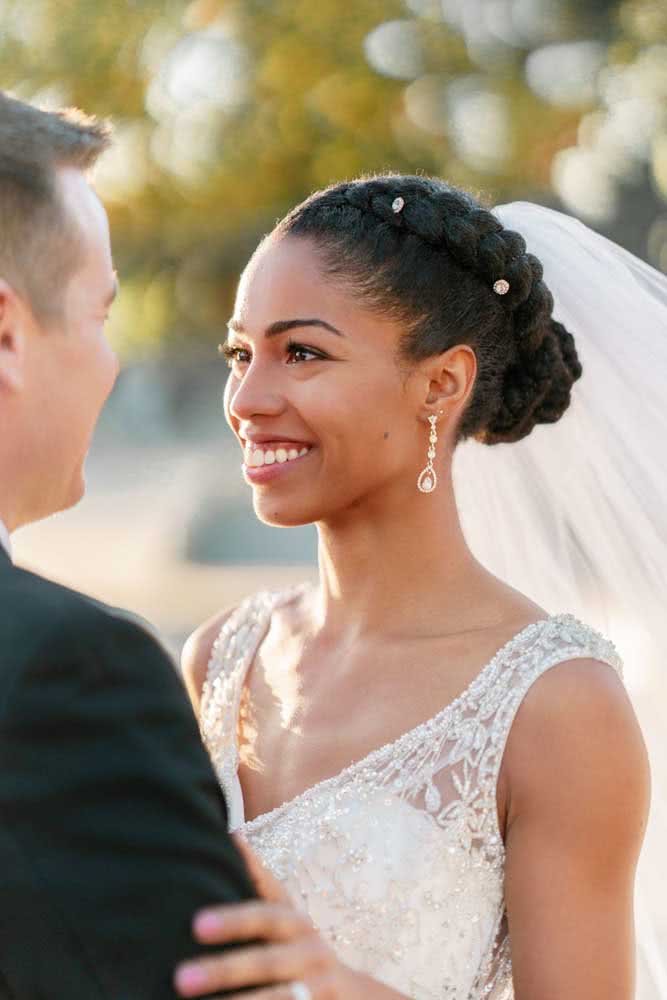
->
<box><xmin>252</xmin><ymin>497</ymin><xmax>320</xmax><ymax>528</ymax></box>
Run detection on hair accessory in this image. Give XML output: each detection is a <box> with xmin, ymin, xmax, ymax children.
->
<box><xmin>417</xmin><ymin>414</ymin><xmax>440</xmax><ymax>493</ymax></box>
<box><xmin>493</xmin><ymin>278</ymin><xmax>510</xmax><ymax>295</ymax></box>
<box><xmin>392</xmin><ymin>196</ymin><xmax>405</xmax><ymax>214</ymax></box>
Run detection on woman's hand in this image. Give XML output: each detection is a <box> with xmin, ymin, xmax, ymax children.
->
<box><xmin>174</xmin><ymin>831</ymin><xmax>363</xmax><ymax>999</ymax></box>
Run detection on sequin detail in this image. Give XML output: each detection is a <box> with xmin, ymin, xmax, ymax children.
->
<box><xmin>200</xmin><ymin>588</ymin><xmax>623</xmax><ymax>1000</ymax></box>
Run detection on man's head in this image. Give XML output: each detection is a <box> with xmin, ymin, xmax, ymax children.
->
<box><xmin>0</xmin><ymin>91</ymin><xmax>120</xmax><ymax>532</ymax></box>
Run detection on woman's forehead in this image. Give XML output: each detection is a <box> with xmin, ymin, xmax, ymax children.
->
<box><xmin>234</xmin><ymin>236</ymin><xmax>409</xmax><ymax>356</ymax></box>
<box><xmin>236</xmin><ymin>238</ymin><xmax>346</xmax><ymax>325</ymax></box>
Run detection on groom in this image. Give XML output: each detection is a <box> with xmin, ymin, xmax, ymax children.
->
<box><xmin>0</xmin><ymin>92</ymin><xmax>256</xmax><ymax>997</ymax></box>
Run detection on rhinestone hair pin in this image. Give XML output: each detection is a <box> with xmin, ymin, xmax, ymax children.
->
<box><xmin>493</xmin><ymin>279</ymin><xmax>510</xmax><ymax>295</ymax></box>
<box><xmin>392</xmin><ymin>196</ymin><xmax>405</xmax><ymax>214</ymax></box>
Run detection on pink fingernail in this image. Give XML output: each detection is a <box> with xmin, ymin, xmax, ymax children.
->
<box><xmin>194</xmin><ymin>911</ymin><xmax>221</xmax><ymax>934</ymax></box>
<box><xmin>175</xmin><ymin>964</ymin><xmax>207</xmax><ymax>994</ymax></box>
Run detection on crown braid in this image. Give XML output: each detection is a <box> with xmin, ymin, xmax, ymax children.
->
<box><xmin>273</xmin><ymin>175</ymin><xmax>582</xmax><ymax>446</ymax></box>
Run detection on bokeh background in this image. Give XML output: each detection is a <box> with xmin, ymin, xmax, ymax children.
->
<box><xmin>3</xmin><ymin>0</ymin><xmax>667</xmax><ymax>650</ymax></box>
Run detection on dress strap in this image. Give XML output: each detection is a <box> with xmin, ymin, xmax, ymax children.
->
<box><xmin>204</xmin><ymin>591</ymin><xmax>275</xmax><ymax>693</ymax></box>
<box><xmin>198</xmin><ymin>584</ymin><xmax>309</xmax><ymax>825</ymax></box>
<box><xmin>479</xmin><ymin>614</ymin><xmax>624</xmax><ymax>835</ymax></box>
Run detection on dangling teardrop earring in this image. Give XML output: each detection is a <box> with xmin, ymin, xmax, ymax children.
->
<box><xmin>417</xmin><ymin>413</ymin><xmax>441</xmax><ymax>493</ymax></box>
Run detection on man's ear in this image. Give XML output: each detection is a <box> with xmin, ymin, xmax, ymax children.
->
<box><xmin>0</xmin><ymin>279</ymin><xmax>27</xmax><ymax>393</ymax></box>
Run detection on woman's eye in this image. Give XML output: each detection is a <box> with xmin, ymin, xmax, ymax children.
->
<box><xmin>220</xmin><ymin>341</ymin><xmax>325</xmax><ymax>371</ymax></box>
<box><xmin>221</xmin><ymin>344</ymin><xmax>252</xmax><ymax>369</ymax></box>
<box><xmin>286</xmin><ymin>342</ymin><xmax>324</xmax><ymax>364</ymax></box>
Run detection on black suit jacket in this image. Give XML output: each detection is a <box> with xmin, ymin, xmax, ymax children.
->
<box><xmin>0</xmin><ymin>546</ymin><xmax>256</xmax><ymax>999</ymax></box>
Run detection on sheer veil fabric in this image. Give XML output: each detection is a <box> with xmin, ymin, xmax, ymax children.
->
<box><xmin>452</xmin><ymin>202</ymin><xmax>667</xmax><ymax>999</ymax></box>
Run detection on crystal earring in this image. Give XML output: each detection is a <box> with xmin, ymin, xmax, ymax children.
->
<box><xmin>417</xmin><ymin>414</ymin><xmax>440</xmax><ymax>493</ymax></box>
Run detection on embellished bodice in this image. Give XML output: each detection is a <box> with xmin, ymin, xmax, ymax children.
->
<box><xmin>199</xmin><ymin>586</ymin><xmax>623</xmax><ymax>1000</ymax></box>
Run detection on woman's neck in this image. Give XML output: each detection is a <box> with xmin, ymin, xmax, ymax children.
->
<box><xmin>314</xmin><ymin>463</ymin><xmax>498</xmax><ymax>640</ymax></box>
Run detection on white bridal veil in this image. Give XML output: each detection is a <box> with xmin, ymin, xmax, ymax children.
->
<box><xmin>452</xmin><ymin>202</ymin><xmax>667</xmax><ymax>1000</ymax></box>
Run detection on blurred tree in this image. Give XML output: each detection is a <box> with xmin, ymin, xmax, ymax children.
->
<box><xmin>1</xmin><ymin>0</ymin><xmax>665</xmax><ymax>356</ymax></box>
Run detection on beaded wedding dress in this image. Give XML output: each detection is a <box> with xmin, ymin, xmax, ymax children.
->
<box><xmin>199</xmin><ymin>583</ymin><xmax>623</xmax><ymax>1000</ymax></box>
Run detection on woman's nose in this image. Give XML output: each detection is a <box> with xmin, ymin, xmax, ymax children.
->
<box><xmin>226</xmin><ymin>362</ymin><xmax>286</xmax><ymax>423</ymax></box>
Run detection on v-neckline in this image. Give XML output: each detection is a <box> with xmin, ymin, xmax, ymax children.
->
<box><xmin>233</xmin><ymin>590</ymin><xmax>564</xmax><ymax>832</ymax></box>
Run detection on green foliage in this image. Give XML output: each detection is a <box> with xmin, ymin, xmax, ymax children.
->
<box><xmin>1</xmin><ymin>0</ymin><xmax>665</xmax><ymax>355</ymax></box>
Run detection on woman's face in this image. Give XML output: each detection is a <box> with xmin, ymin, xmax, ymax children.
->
<box><xmin>223</xmin><ymin>236</ymin><xmax>437</xmax><ymax>527</ymax></box>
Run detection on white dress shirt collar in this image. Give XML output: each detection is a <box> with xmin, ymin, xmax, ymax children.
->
<box><xmin>0</xmin><ymin>518</ymin><xmax>12</xmax><ymax>560</ymax></box>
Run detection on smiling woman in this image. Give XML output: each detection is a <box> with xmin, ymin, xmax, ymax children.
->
<box><xmin>180</xmin><ymin>174</ymin><xmax>652</xmax><ymax>1000</ymax></box>
<box><xmin>220</xmin><ymin>309</ymin><xmax>348</xmax><ymax>493</ymax></box>
<box><xmin>217</xmin><ymin>174</ymin><xmax>578</xmax><ymax>534</ymax></box>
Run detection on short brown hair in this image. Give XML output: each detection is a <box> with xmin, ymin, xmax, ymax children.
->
<box><xmin>0</xmin><ymin>91</ymin><xmax>112</xmax><ymax>324</ymax></box>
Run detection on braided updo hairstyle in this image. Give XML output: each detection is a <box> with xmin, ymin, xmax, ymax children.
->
<box><xmin>271</xmin><ymin>175</ymin><xmax>582</xmax><ymax>445</ymax></box>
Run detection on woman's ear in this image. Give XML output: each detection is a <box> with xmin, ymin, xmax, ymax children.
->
<box><xmin>421</xmin><ymin>344</ymin><xmax>477</xmax><ymax>415</ymax></box>
<box><xmin>0</xmin><ymin>281</ymin><xmax>27</xmax><ymax>394</ymax></box>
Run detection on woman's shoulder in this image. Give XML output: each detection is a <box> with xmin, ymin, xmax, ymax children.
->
<box><xmin>503</xmin><ymin>644</ymin><xmax>643</xmax><ymax>816</ymax></box>
<box><xmin>498</xmin><ymin>611</ymin><xmax>627</xmax><ymax>771</ymax></box>
<box><xmin>181</xmin><ymin>581</ymin><xmax>313</xmax><ymax>713</ymax></box>
<box><xmin>502</xmin><ymin>653</ymin><xmax>649</xmax><ymax>874</ymax></box>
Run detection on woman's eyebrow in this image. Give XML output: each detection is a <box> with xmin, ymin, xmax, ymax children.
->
<box><xmin>227</xmin><ymin>317</ymin><xmax>345</xmax><ymax>338</ymax></box>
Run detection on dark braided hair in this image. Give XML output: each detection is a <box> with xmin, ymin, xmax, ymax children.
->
<box><xmin>271</xmin><ymin>175</ymin><xmax>582</xmax><ymax>445</ymax></box>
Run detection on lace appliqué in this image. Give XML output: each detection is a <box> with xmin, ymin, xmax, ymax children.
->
<box><xmin>199</xmin><ymin>592</ymin><xmax>623</xmax><ymax>1000</ymax></box>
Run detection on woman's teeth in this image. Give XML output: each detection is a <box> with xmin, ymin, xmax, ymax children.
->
<box><xmin>244</xmin><ymin>444</ymin><xmax>311</xmax><ymax>467</ymax></box>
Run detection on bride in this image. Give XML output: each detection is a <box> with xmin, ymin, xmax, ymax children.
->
<box><xmin>175</xmin><ymin>175</ymin><xmax>664</xmax><ymax>1000</ymax></box>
